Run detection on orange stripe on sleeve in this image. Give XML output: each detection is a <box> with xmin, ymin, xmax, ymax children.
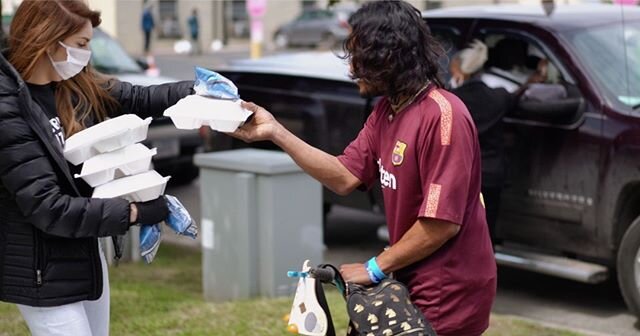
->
<box><xmin>428</xmin><ymin>90</ymin><xmax>453</xmax><ymax>146</ymax></box>
<box><xmin>424</xmin><ymin>183</ymin><xmax>442</xmax><ymax>217</ymax></box>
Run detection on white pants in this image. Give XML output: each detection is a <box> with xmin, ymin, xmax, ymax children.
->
<box><xmin>17</xmin><ymin>245</ymin><xmax>110</xmax><ymax>336</ymax></box>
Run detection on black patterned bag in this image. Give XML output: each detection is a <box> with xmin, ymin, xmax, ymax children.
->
<box><xmin>345</xmin><ymin>279</ymin><xmax>437</xmax><ymax>336</ymax></box>
<box><xmin>314</xmin><ymin>264</ymin><xmax>436</xmax><ymax>336</ymax></box>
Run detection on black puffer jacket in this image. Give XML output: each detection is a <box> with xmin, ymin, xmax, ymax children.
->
<box><xmin>0</xmin><ymin>52</ymin><xmax>194</xmax><ymax>307</ymax></box>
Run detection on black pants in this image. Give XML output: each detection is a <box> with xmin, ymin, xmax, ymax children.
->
<box><xmin>481</xmin><ymin>185</ymin><xmax>502</xmax><ymax>245</ymax></box>
<box><xmin>191</xmin><ymin>33</ymin><xmax>200</xmax><ymax>54</ymax></box>
<box><xmin>144</xmin><ymin>30</ymin><xmax>151</xmax><ymax>53</ymax></box>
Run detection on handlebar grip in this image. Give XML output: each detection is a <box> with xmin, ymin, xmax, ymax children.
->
<box><xmin>310</xmin><ymin>267</ymin><xmax>336</xmax><ymax>283</ymax></box>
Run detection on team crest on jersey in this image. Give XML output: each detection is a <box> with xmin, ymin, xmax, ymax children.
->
<box><xmin>392</xmin><ymin>141</ymin><xmax>407</xmax><ymax>166</ymax></box>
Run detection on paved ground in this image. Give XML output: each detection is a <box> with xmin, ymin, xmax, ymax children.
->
<box><xmin>154</xmin><ymin>50</ymin><xmax>640</xmax><ymax>336</ymax></box>
<box><xmin>164</xmin><ymin>178</ymin><xmax>638</xmax><ymax>336</ymax></box>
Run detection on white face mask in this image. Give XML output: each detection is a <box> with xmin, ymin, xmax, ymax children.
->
<box><xmin>449</xmin><ymin>77</ymin><xmax>461</xmax><ymax>89</ymax></box>
<box><xmin>48</xmin><ymin>41</ymin><xmax>92</xmax><ymax>80</ymax></box>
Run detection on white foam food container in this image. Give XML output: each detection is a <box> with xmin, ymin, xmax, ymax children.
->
<box><xmin>64</xmin><ymin>114</ymin><xmax>153</xmax><ymax>165</ymax></box>
<box><xmin>163</xmin><ymin>95</ymin><xmax>253</xmax><ymax>133</ymax></box>
<box><xmin>92</xmin><ymin>170</ymin><xmax>171</xmax><ymax>202</ymax></box>
<box><xmin>75</xmin><ymin>144</ymin><xmax>158</xmax><ymax>187</ymax></box>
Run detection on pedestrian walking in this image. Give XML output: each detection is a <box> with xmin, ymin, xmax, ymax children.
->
<box><xmin>141</xmin><ymin>1</ymin><xmax>155</xmax><ymax>55</ymax></box>
<box><xmin>188</xmin><ymin>8</ymin><xmax>200</xmax><ymax>55</ymax></box>
<box><xmin>0</xmin><ymin>1</ymin><xmax>194</xmax><ymax>335</ymax></box>
<box><xmin>229</xmin><ymin>1</ymin><xmax>497</xmax><ymax>335</ymax></box>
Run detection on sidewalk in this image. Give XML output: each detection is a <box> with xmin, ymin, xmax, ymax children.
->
<box><xmin>142</xmin><ymin>39</ymin><xmax>261</xmax><ymax>80</ymax></box>
<box><xmin>148</xmin><ymin>38</ymin><xmax>252</xmax><ymax>57</ymax></box>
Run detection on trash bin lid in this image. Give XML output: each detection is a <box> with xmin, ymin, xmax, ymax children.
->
<box><xmin>194</xmin><ymin>149</ymin><xmax>302</xmax><ymax>175</ymax></box>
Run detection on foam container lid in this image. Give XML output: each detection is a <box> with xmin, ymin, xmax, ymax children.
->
<box><xmin>78</xmin><ymin>144</ymin><xmax>156</xmax><ymax>177</ymax></box>
<box><xmin>64</xmin><ymin>114</ymin><xmax>152</xmax><ymax>165</ymax></box>
<box><xmin>74</xmin><ymin>144</ymin><xmax>157</xmax><ymax>187</ymax></box>
<box><xmin>92</xmin><ymin>170</ymin><xmax>171</xmax><ymax>202</ymax></box>
<box><xmin>163</xmin><ymin>95</ymin><xmax>253</xmax><ymax>133</ymax></box>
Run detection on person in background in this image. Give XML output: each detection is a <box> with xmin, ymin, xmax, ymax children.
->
<box><xmin>0</xmin><ymin>1</ymin><xmax>194</xmax><ymax>335</ymax></box>
<box><xmin>449</xmin><ymin>40</ymin><xmax>522</xmax><ymax>245</ymax></box>
<box><xmin>229</xmin><ymin>2</ymin><xmax>497</xmax><ymax>335</ymax></box>
<box><xmin>482</xmin><ymin>37</ymin><xmax>548</xmax><ymax>92</ymax></box>
<box><xmin>141</xmin><ymin>1</ymin><xmax>155</xmax><ymax>55</ymax></box>
<box><xmin>188</xmin><ymin>8</ymin><xmax>200</xmax><ymax>55</ymax></box>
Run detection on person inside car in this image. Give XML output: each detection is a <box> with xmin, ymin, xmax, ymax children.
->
<box><xmin>229</xmin><ymin>1</ymin><xmax>497</xmax><ymax>335</ymax></box>
<box><xmin>483</xmin><ymin>37</ymin><xmax>548</xmax><ymax>92</ymax></box>
<box><xmin>0</xmin><ymin>1</ymin><xmax>194</xmax><ymax>335</ymax></box>
<box><xmin>449</xmin><ymin>40</ymin><xmax>522</xmax><ymax>245</ymax></box>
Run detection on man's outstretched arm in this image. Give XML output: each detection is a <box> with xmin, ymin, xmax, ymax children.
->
<box><xmin>230</xmin><ymin>102</ymin><xmax>361</xmax><ymax>196</ymax></box>
<box><xmin>340</xmin><ymin>218</ymin><xmax>460</xmax><ymax>284</ymax></box>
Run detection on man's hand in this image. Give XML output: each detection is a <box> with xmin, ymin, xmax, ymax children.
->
<box><xmin>340</xmin><ymin>263</ymin><xmax>372</xmax><ymax>286</ymax></box>
<box><xmin>229</xmin><ymin>101</ymin><xmax>281</xmax><ymax>143</ymax></box>
<box><xmin>227</xmin><ymin>101</ymin><xmax>361</xmax><ymax>195</ymax></box>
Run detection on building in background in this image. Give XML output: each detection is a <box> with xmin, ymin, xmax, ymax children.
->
<box><xmin>89</xmin><ymin>0</ymin><xmax>305</xmax><ymax>55</ymax></box>
<box><xmin>85</xmin><ymin>0</ymin><xmax>519</xmax><ymax>55</ymax></box>
<box><xmin>0</xmin><ymin>0</ymin><xmax>612</xmax><ymax>55</ymax></box>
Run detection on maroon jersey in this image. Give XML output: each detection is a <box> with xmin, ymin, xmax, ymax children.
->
<box><xmin>338</xmin><ymin>86</ymin><xmax>497</xmax><ymax>336</ymax></box>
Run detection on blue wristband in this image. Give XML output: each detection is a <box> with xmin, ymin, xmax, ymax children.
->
<box><xmin>366</xmin><ymin>268</ymin><xmax>380</xmax><ymax>284</ymax></box>
<box><xmin>366</xmin><ymin>257</ymin><xmax>387</xmax><ymax>283</ymax></box>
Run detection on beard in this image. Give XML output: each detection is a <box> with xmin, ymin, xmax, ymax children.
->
<box><xmin>357</xmin><ymin>80</ymin><xmax>384</xmax><ymax>98</ymax></box>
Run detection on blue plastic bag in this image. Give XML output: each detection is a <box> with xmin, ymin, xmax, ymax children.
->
<box><xmin>165</xmin><ymin>195</ymin><xmax>198</xmax><ymax>239</ymax></box>
<box><xmin>139</xmin><ymin>195</ymin><xmax>198</xmax><ymax>264</ymax></box>
<box><xmin>193</xmin><ymin>66</ymin><xmax>240</xmax><ymax>100</ymax></box>
<box><xmin>140</xmin><ymin>223</ymin><xmax>162</xmax><ymax>264</ymax></box>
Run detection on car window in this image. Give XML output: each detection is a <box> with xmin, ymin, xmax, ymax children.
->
<box><xmin>302</xmin><ymin>10</ymin><xmax>326</xmax><ymax>20</ymax></box>
<box><xmin>429</xmin><ymin>26</ymin><xmax>462</xmax><ymax>80</ymax></box>
<box><xmin>563</xmin><ymin>21</ymin><xmax>640</xmax><ymax>111</ymax></box>
<box><xmin>298</xmin><ymin>12</ymin><xmax>313</xmax><ymax>21</ymax></box>
<box><xmin>481</xmin><ymin>33</ymin><xmax>565</xmax><ymax>92</ymax></box>
<box><xmin>319</xmin><ymin>10</ymin><xmax>333</xmax><ymax>19</ymax></box>
<box><xmin>431</xmin><ymin>27</ymin><xmax>461</xmax><ymax>56</ymax></box>
<box><xmin>91</xmin><ymin>30</ymin><xmax>142</xmax><ymax>74</ymax></box>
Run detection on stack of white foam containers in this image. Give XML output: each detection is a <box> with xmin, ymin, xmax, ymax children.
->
<box><xmin>64</xmin><ymin>114</ymin><xmax>172</xmax><ymax>262</ymax></box>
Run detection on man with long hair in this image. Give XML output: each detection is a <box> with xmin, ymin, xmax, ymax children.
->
<box><xmin>231</xmin><ymin>1</ymin><xmax>496</xmax><ymax>335</ymax></box>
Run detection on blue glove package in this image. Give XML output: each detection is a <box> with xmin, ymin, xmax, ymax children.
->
<box><xmin>140</xmin><ymin>224</ymin><xmax>162</xmax><ymax>264</ymax></box>
<box><xmin>194</xmin><ymin>66</ymin><xmax>240</xmax><ymax>100</ymax></box>
<box><xmin>138</xmin><ymin>195</ymin><xmax>198</xmax><ymax>264</ymax></box>
<box><xmin>165</xmin><ymin>195</ymin><xmax>198</xmax><ymax>239</ymax></box>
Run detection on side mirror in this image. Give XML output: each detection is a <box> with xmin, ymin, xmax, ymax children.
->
<box><xmin>515</xmin><ymin>97</ymin><xmax>584</xmax><ymax>125</ymax></box>
<box><xmin>136</xmin><ymin>57</ymin><xmax>149</xmax><ymax>70</ymax></box>
<box><xmin>513</xmin><ymin>84</ymin><xmax>584</xmax><ymax>125</ymax></box>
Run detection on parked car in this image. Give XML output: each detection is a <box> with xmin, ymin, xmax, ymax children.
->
<box><xmin>90</xmin><ymin>28</ymin><xmax>202</xmax><ymax>184</ymax></box>
<box><xmin>212</xmin><ymin>4</ymin><xmax>640</xmax><ymax>317</ymax></box>
<box><xmin>273</xmin><ymin>6</ymin><xmax>355</xmax><ymax>49</ymax></box>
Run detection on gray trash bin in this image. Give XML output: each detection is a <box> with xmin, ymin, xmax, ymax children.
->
<box><xmin>195</xmin><ymin>149</ymin><xmax>323</xmax><ymax>302</ymax></box>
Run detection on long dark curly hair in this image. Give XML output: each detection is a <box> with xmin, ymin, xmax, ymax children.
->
<box><xmin>342</xmin><ymin>0</ymin><xmax>444</xmax><ymax>101</ymax></box>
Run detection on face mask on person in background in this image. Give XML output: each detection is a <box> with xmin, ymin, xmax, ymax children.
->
<box><xmin>48</xmin><ymin>41</ymin><xmax>92</xmax><ymax>80</ymax></box>
<box><xmin>449</xmin><ymin>77</ymin><xmax>461</xmax><ymax>89</ymax></box>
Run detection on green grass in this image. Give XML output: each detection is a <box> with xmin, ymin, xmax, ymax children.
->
<box><xmin>0</xmin><ymin>245</ymin><xmax>584</xmax><ymax>336</ymax></box>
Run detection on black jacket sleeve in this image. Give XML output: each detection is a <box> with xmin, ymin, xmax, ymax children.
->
<box><xmin>0</xmin><ymin>98</ymin><xmax>131</xmax><ymax>238</ymax></box>
<box><xmin>107</xmin><ymin>79</ymin><xmax>194</xmax><ymax>119</ymax></box>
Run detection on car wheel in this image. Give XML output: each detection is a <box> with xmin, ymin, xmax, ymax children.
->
<box><xmin>274</xmin><ymin>32</ymin><xmax>289</xmax><ymax>49</ymax></box>
<box><xmin>617</xmin><ymin>215</ymin><xmax>640</xmax><ymax>316</ymax></box>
